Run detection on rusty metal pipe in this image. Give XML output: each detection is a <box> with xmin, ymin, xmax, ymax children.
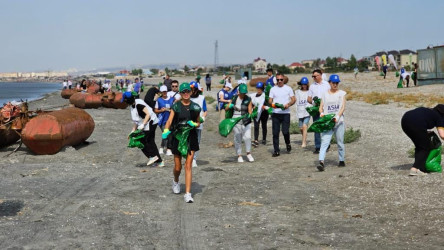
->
<box><xmin>61</xmin><ymin>89</ymin><xmax>79</xmax><ymax>99</ymax></box>
<box><xmin>21</xmin><ymin>107</ymin><xmax>95</xmax><ymax>155</ymax></box>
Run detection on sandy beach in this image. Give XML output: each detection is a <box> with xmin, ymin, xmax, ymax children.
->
<box><xmin>1</xmin><ymin>72</ymin><xmax>444</xmax><ymax>249</ymax></box>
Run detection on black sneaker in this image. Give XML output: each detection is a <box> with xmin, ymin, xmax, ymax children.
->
<box><xmin>313</xmin><ymin>148</ymin><xmax>320</xmax><ymax>154</ymax></box>
<box><xmin>317</xmin><ymin>161</ymin><xmax>325</xmax><ymax>171</ymax></box>
<box><xmin>286</xmin><ymin>144</ymin><xmax>292</xmax><ymax>153</ymax></box>
<box><xmin>338</xmin><ymin>161</ymin><xmax>346</xmax><ymax>167</ymax></box>
<box><xmin>252</xmin><ymin>141</ymin><xmax>259</xmax><ymax>147</ymax></box>
<box><xmin>262</xmin><ymin>140</ymin><xmax>266</xmax><ymax>145</ymax></box>
<box><xmin>272</xmin><ymin>151</ymin><xmax>280</xmax><ymax>157</ymax></box>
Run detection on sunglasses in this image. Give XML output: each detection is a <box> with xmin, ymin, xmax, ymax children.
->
<box><xmin>180</xmin><ymin>90</ymin><xmax>191</xmax><ymax>94</ymax></box>
<box><xmin>172</xmin><ymin>86</ymin><xmax>178</xmax><ymax>88</ymax></box>
<box><xmin>276</xmin><ymin>79</ymin><xmax>284</xmax><ymax>82</ymax></box>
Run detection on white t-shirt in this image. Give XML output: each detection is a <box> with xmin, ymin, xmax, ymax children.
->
<box><xmin>127</xmin><ymin>83</ymin><xmax>134</xmax><ymax>92</ymax></box>
<box><xmin>167</xmin><ymin>91</ymin><xmax>181</xmax><ymax>101</ymax></box>
<box><xmin>62</xmin><ymin>81</ymin><xmax>68</xmax><ymax>88</ymax></box>
<box><xmin>295</xmin><ymin>89</ymin><xmax>310</xmax><ymax>118</ymax></box>
<box><xmin>321</xmin><ymin>90</ymin><xmax>346</xmax><ymax>123</ymax></box>
<box><xmin>68</xmin><ymin>80</ymin><xmax>72</xmax><ymax>86</ymax></box>
<box><xmin>269</xmin><ymin>84</ymin><xmax>294</xmax><ymax>114</ymax></box>
<box><xmin>322</xmin><ymin>73</ymin><xmax>328</xmax><ymax>82</ymax></box>
<box><xmin>190</xmin><ymin>95</ymin><xmax>206</xmax><ymax>129</ymax></box>
<box><xmin>401</xmin><ymin>72</ymin><xmax>410</xmax><ymax>79</ymax></box>
<box><xmin>250</xmin><ymin>92</ymin><xmax>266</xmax><ymax>122</ymax></box>
<box><xmin>131</xmin><ymin>99</ymin><xmax>158</xmax><ymax>131</ymax></box>
<box><xmin>308</xmin><ymin>81</ymin><xmax>330</xmax><ymax>100</ymax></box>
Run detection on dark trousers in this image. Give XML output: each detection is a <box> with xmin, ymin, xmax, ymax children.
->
<box><xmin>271</xmin><ymin>113</ymin><xmax>290</xmax><ymax>152</ymax></box>
<box><xmin>206</xmin><ymin>84</ymin><xmax>211</xmax><ymax>91</ymax></box>
<box><xmin>383</xmin><ymin>70</ymin><xmax>387</xmax><ymax>79</ymax></box>
<box><xmin>142</xmin><ymin>122</ymin><xmax>162</xmax><ymax>162</ymax></box>
<box><xmin>254</xmin><ymin>111</ymin><xmax>269</xmax><ymax>141</ymax></box>
<box><xmin>313</xmin><ymin>114</ymin><xmax>321</xmax><ymax>149</ymax></box>
<box><xmin>401</xmin><ymin>119</ymin><xmax>430</xmax><ymax>172</ymax></box>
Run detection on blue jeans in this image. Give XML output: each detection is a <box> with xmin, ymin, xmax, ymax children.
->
<box><xmin>194</xmin><ymin>129</ymin><xmax>202</xmax><ymax>160</ymax></box>
<box><xmin>271</xmin><ymin>113</ymin><xmax>290</xmax><ymax>153</ymax></box>
<box><xmin>319</xmin><ymin>122</ymin><xmax>345</xmax><ymax>162</ymax></box>
<box><xmin>313</xmin><ymin>114</ymin><xmax>321</xmax><ymax>149</ymax></box>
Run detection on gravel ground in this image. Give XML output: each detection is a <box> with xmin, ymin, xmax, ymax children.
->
<box><xmin>1</xmin><ymin>72</ymin><xmax>444</xmax><ymax>249</ymax></box>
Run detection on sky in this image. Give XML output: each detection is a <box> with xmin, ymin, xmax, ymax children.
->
<box><xmin>1</xmin><ymin>0</ymin><xmax>443</xmax><ymax>73</ymax></box>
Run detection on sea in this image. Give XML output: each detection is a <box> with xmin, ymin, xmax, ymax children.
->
<box><xmin>0</xmin><ymin>82</ymin><xmax>61</xmax><ymax>107</ymax></box>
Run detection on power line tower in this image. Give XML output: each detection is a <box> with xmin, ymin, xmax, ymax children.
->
<box><xmin>214</xmin><ymin>40</ymin><xmax>219</xmax><ymax>73</ymax></box>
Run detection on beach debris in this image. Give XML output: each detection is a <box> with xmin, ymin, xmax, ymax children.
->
<box><xmin>21</xmin><ymin>107</ymin><xmax>95</xmax><ymax>155</ymax></box>
<box><xmin>239</xmin><ymin>201</ymin><xmax>263</xmax><ymax>206</ymax></box>
<box><xmin>61</xmin><ymin>89</ymin><xmax>80</xmax><ymax>99</ymax></box>
<box><xmin>218</xmin><ymin>141</ymin><xmax>234</xmax><ymax>148</ymax></box>
<box><xmin>121</xmin><ymin>211</ymin><xmax>139</xmax><ymax>215</ymax></box>
<box><xmin>69</xmin><ymin>92</ymin><xmax>102</xmax><ymax>109</ymax></box>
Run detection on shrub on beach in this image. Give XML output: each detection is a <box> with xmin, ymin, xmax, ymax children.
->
<box><xmin>290</xmin><ymin>121</ymin><xmax>301</xmax><ymax>134</ymax></box>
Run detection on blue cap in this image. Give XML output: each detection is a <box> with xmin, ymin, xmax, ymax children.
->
<box><xmin>121</xmin><ymin>91</ymin><xmax>133</xmax><ymax>102</ymax></box>
<box><xmin>256</xmin><ymin>82</ymin><xmax>264</xmax><ymax>88</ymax></box>
<box><xmin>300</xmin><ymin>77</ymin><xmax>309</xmax><ymax>85</ymax></box>
<box><xmin>329</xmin><ymin>74</ymin><xmax>340</xmax><ymax>83</ymax></box>
<box><xmin>189</xmin><ymin>81</ymin><xmax>199</xmax><ymax>89</ymax></box>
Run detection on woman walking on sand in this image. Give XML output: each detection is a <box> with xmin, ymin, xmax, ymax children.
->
<box><xmin>226</xmin><ymin>84</ymin><xmax>254</xmax><ymax>162</ymax></box>
<box><xmin>317</xmin><ymin>74</ymin><xmax>346</xmax><ymax>171</ymax></box>
<box><xmin>401</xmin><ymin>104</ymin><xmax>444</xmax><ymax>176</ymax></box>
<box><xmin>162</xmin><ymin>83</ymin><xmax>201</xmax><ymax>203</ymax></box>
<box><xmin>122</xmin><ymin>92</ymin><xmax>164</xmax><ymax>167</ymax></box>
<box><xmin>295</xmin><ymin>77</ymin><xmax>310</xmax><ymax>148</ymax></box>
<box><xmin>205</xmin><ymin>74</ymin><xmax>211</xmax><ymax>91</ymax></box>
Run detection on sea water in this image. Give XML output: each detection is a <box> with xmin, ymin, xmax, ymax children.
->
<box><xmin>0</xmin><ymin>82</ymin><xmax>61</xmax><ymax>106</ymax></box>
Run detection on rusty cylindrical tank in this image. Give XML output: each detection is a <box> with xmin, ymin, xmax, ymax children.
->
<box><xmin>61</xmin><ymin>89</ymin><xmax>79</xmax><ymax>99</ymax></box>
<box><xmin>69</xmin><ymin>92</ymin><xmax>103</xmax><ymax>109</ymax></box>
<box><xmin>21</xmin><ymin>107</ymin><xmax>95</xmax><ymax>155</ymax></box>
<box><xmin>110</xmin><ymin>92</ymin><xmax>129</xmax><ymax>109</ymax></box>
<box><xmin>0</xmin><ymin>129</ymin><xmax>20</xmax><ymax>148</ymax></box>
<box><xmin>87</xmin><ymin>83</ymin><xmax>100</xmax><ymax>94</ymax></box>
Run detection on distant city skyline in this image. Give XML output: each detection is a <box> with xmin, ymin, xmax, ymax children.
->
<box><xmin>1</xmin><ymin>0</ymin><xmax>443</xmax><ymax>73</ymax></box>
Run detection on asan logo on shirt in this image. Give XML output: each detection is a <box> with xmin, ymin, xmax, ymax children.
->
<box><xmin>327</xmin><ymin>104</ymin><xmax>340</xmax><ymax>112</ymax></box>
<box><xmin>298</xmin><ymin>99</ymin><xmax>307</xmax><ymax>105</ymax></box>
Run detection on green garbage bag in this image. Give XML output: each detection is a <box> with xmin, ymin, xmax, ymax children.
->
<box><xmin>395</xmin><ymin>71</ymin><xmax>400</xmax><ymax>77</ymax></box>
<box><xmin>267</xmin><ymin>107</ymin><xmax>273</xmax><ymax>115</ymax></box>
<box><xmin>306</xmin><ymin>98</ymin><xmax>322</xmax><ymax>117</ymax></box>
<box><xmin>308</xmin><ymin>114</ymin><xmax>336</xmax><ymax>133</ymax></box>
<box><xmin>128</xmin><ymin>130</ymin><xmax>145</xmax><ymax>149</ymax></box>
<box><xmin>219</xmin><ymin>113</ymin><xmax>250</xmax><ymax>137</ymax></box>
<box><xmin>264</xmin><ymin>84</ymin><xmax>272</xmax><ymax>103</ymax></box>
<box><xmin>225</xmin><ymin>107</ymin><xmax>233</xmax><ymax>119</ymax></box>
<box><xmin>425</xmin><ymin>132</ymin><xmax>442</xmax><ymax>172</ymax></box>
<box><xmin>397</xmin><ymin>78</ymin><xmax>403</xmax><ymax>88</ymax></box>
<box><xmin>219</xmin><ymin>79</ymin><xmax>225</xmax><ymax>84</ymax></box>
<box><xmin>251</xmin><ymin>107</ymin><xmax>258</xmax><ymax>119</ymax></box>
<box><xmin>175</xmin><ymin>125</ymin><xmax>194</xmax><ymax>157</ymax></box>
<box><xmin>379</xmin><ymin>72</ymin><xmax>384</xmax><ymax>76</ymax></box>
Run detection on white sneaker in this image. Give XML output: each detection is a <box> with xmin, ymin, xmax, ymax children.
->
<box><xmin>192</xmin><ymin>159</ymin><xmax>198</xmax><ymax>168</ymax></box>
<box><xmin>184</xmin><ymin>193</ymin><xmax>194</xmax><ymax>203</ymax></box>
<box><xmin>172</xmin><ymin>181</ymin><xmax>181</xmax><ymax>194</ymax></box>
<box><xmin>166</xmin><ymin>149</ymin><xmax>173</xmax><ymax>156</ymax></box>
<box><xmin>159</xmin><ymin>148</ymin><xmax>164</xmax><ymax>154</ymax></box>
<box><xmin>238</xmin><ymin>156</ymin><xmax>244</xmax><ymax>163</ymax></box>
<box><xmin>147</xmin><ymin>156</ymin><xmax>159</xmax><ymax>166</ymax></box>
<box><xmin>246</xmin><ymin>154</ymin><xmax>254</xmax><ymax>162</ymax></box>
<box><xmin>157</xmin><ymin>161</ymin><xmax>165</xmax><ymax>167</ymax></box>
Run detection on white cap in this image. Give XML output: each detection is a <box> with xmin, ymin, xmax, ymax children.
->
<box><xmin>225</xmin><ymin>83</ymin><xmax>233</xmax><ymax>89</ymax></box>
<box><xmin>160</xmin><ymin>85</ymin><xmax>167</xmax><ymax>92</ymax></box>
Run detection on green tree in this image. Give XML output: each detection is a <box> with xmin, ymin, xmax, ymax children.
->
<box><xmin>131</xmin><ymin>68</ymin><xmax>142</xmax><ymax>76</ymax></box>
<box><xmin>165</xmin><ymin>67</ymin><xmax>170</xmax><ymax>75</ymax></box>
<box><xmin>325</xmin><ymin>57</ymin><xmax>334</xmax><ymax>68</ymax></box>
<box><xmin>266</xmin><ymin>63</ymin><xmax>272</xmax><ymax>69</ymax></box>
<box><xmin>150</xmin><ymin>68</ymin><xmax>159</xmax><ymax>75</ymax></box>
<box><xmin>357</xmin><ymin>59</ymin><xmax>370</xmax><ymax>71</ymax></box>
<box><xmin>348</xmin><ymin>54</ymin><xmax>357</xmax><ymax>69</ymax></box>
<box><xmin>184</xmin><ymin>65</ymin><xmax>190</xmax><ymax>73</ymax></box>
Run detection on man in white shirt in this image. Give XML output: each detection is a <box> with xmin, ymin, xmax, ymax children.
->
<box><xmin>167</xmin><ymin>80</ymin><xmax>181</xmax><ymax>103</ymax></box>
<box><xmin>268</xmin><ymin>73</ymin><xmax>296</xmax><ymax>157</ymax></box>
<box><xmin>307</xmin><ymin>69</ymin><xmax>331</xmax><ymax>154</ymax></box>
<box><xmin>62</xmin><ymin>80</ymin><xmax>68</xmax><ymax>89</ymax></box>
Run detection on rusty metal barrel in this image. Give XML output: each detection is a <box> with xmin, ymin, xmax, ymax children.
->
<box><xmin>111</xmin><ymin>92</ymin><xmax>128</xmax><ymax>109</ymax></box>
<box><xmin>61</xmin><ymin>89</ymin><xmax>79</xmax><ymax>99</ymax></box>
<box><xmin>0</xmin><ymin>129</ymin><xmax>20</xmax><ymax>148</ymax></box>
<box><xmin>69</xmin><ymin>92</ymin><xmax>103</xmax><ymax>109</ymax></box>
<box><xmin>21</xmin><ymin>107</ymin><xmax>95</xmax><ymax>155</ymax></box>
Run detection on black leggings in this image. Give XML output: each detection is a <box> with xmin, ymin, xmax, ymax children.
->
<box><xmin>254</xmin><ymin>111</ymin><xmax>269</xmax><ymax>141</ymax></box>
<box><xmin>206</xmin><ymin>84</ymin><xmax>211</xmax><ymax>91</ymax></box>
<box><xmin>401</xmin><ymin>118</ymin><xmax>430</xmax><ymax>172</ymax></box>
<box><xmin>142</xmin><ymin>122</ymin><xmax>162</xmax><ymax>162</ymax></box>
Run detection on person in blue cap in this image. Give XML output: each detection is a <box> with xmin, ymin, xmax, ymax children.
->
<box><xmin>250</xmin><ymin>81</ymin><xmax>269</xmax><ymax>147</ymax></box>
<box><xmin>295</xmin><ymin>77</ymin><xmax>311</xmax><ymax>148</ymax></box>
<box><xmin>162</xmin><ymin>82</ymin><xmax>201</xmax><ymax>203</ymax></box>
<box><xmin>316</xmin><ymin>74</ymin><xmax>346</xmax><ymax>171</ymax></box>
<box><xmin>122</xmin><ymin>92</ymin><xmax>164</xmax><ymax>167</ymax></box>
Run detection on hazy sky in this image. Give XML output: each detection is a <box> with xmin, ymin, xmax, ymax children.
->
<box><xmin>1</xmin><ymin>0</ymin><xmax>443</xmax><ymax>72</ymax></box>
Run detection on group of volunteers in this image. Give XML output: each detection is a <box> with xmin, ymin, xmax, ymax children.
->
<box><xmin>219</xmin><ymin>68</ymin><xmax>347</xmax><ymax>171</ymax></box>
<box><xmin>122</xmin><ymin>77</ymin><xmax>207</xmax><ymax>203</ymax></box>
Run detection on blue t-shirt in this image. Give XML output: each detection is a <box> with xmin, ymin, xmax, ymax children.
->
<box><xmin>156</xmin><ymin>97</ymin><xmax>174</xmax><ymax>126</ymax></box>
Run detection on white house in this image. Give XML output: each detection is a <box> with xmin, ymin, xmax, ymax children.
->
<box><xmin>253</xmin><ymin>57</ymin><xmax>267</xmax><ymax>73</ymax></box>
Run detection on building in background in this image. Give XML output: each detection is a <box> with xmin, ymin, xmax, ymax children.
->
<box><xmin>253</xmin><ymin>57</ymin><xmax>267</xmax><ymax>73</ymax></box>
